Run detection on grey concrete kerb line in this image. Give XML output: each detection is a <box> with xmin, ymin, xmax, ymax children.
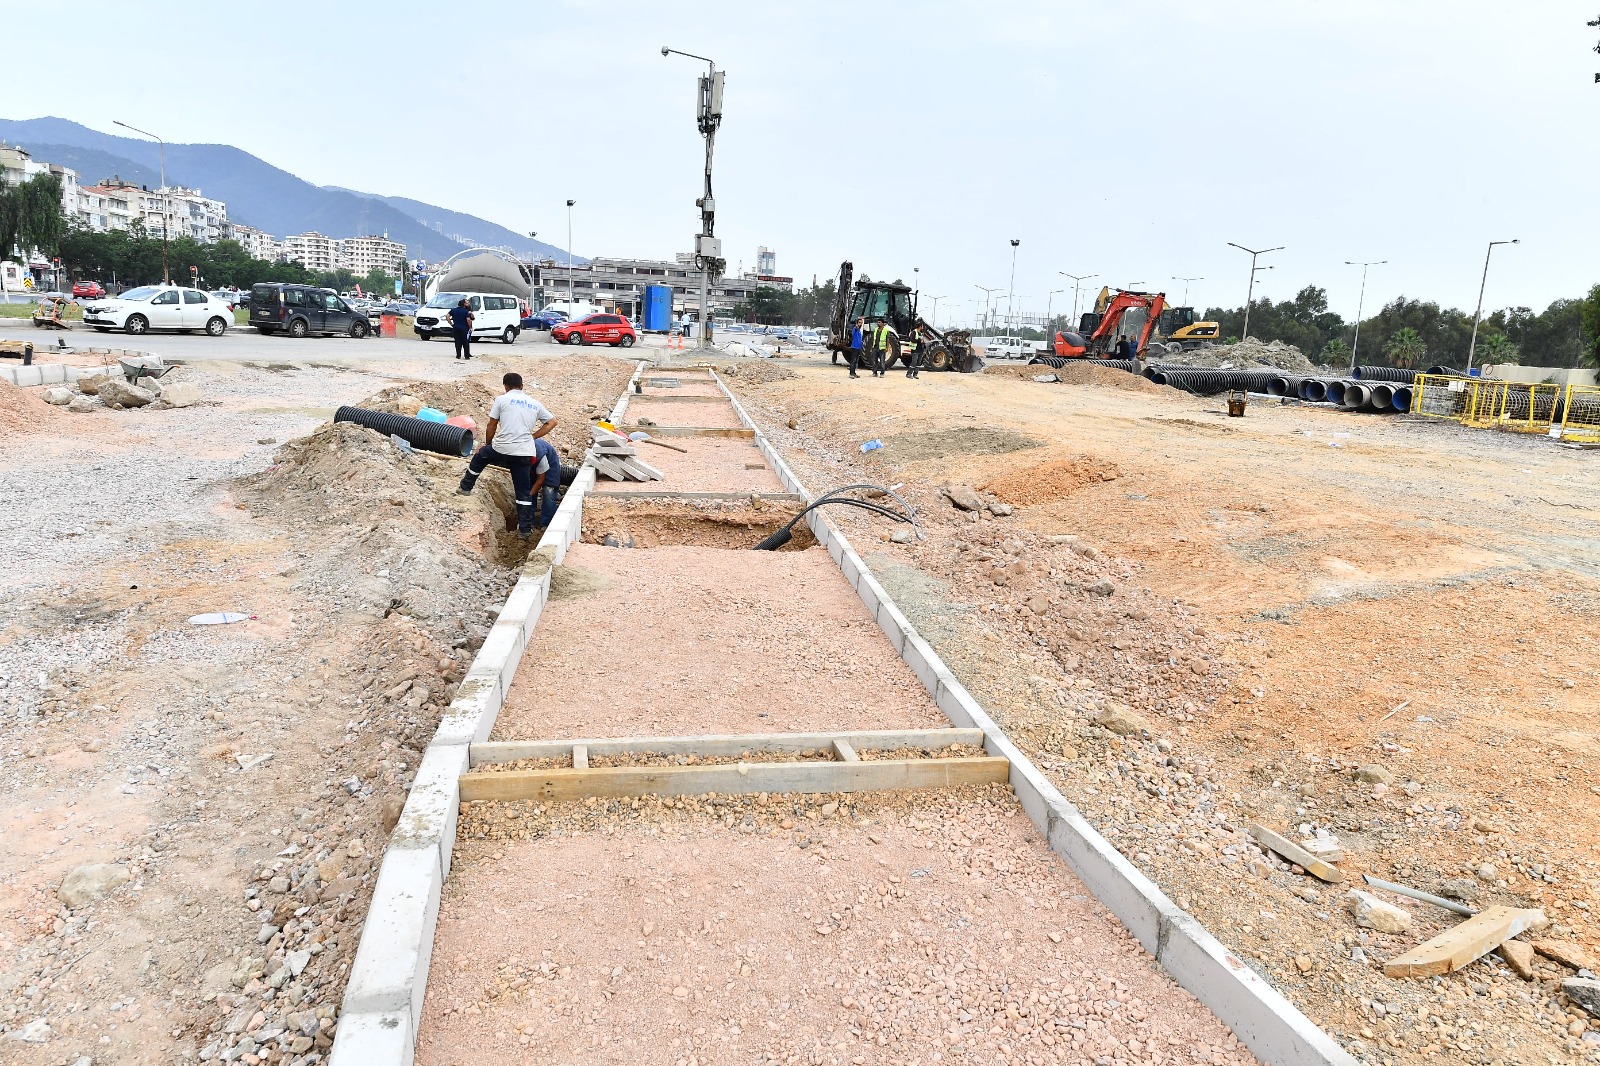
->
<box><xmin>708</xmin><ymin>368</ymin><xmax>1357</xmax><ymax>1066</ymax></box>
<box><xmin>326</xmin><ymin>361</ymin><xmax>646</xmax><ymax>1066</ymax></box>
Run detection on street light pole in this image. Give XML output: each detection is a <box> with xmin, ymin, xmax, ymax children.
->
<box><xmin>923</xmin><ymin>295</ymin><xmax>945</xmax><ymax>328</ymax></box>
<box><xmin>565</xmin><ymin>200</ymin><xmax>576</xmax><ymax>314</ymax></box>
<box><xmin>1343</xmin><ymin>259</ymin><xmax>1386</xmax><ymax>372</ymax></box>
<box><xmin>1466</xmin><ymin>240</ymin><xmax>1519</xmax><ymax>374</ymax></box>
<box><xmin>1226</xmin><ymin>242</ymin><xmax>1283</xmax><ymax>341</ymax></box>
<box><xmin>663</xmin><ymin>46</ymin><xmax>724</xmax><ymax>348</ymax></box>
<box><xmin>1171</xmin><ymin>276</ymin><xmax>1203</xmax><ymax>306</ymax></box>
<box><xmin>974</xmin><ymin>284</ymin><xmax>1000</xmax><ymax>332</ymax></box>
<box><xmin>113</xmin><ymin>119</ymin><xmax>168</xmax><ymax>283</ymax></box>
<box><xmin>1059</xmin><ymin>272</ymin><xmax>1097</xmax><ymax>323</ymax></box>
<box><xmin>527</xmin><ymin>230</ymin><xmax>538</xmax><ymax>311</ymax></box>
<box><xmin>1005</xmin><ymin>239</ymin><xmax>1020</xmax><ymax>335</ymax></box>
<box><xmin>1045</xmin><ymin>288</ymin><xmax>1064</xmax><ymax>341</ymax></box>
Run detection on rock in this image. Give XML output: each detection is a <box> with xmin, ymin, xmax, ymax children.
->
<box><xmin>942</xmin><ymin>484</ymin><xmax>983</xmax><ymax>512</ymax></box>
<box><xmin>97</xmin><ymin>378</ymin><xmax>155</xmax><ymax>408</ymax></box>
<box><xmin>1437</xmin><ymin>878</ymin><xmax>1479</xmax><ymax>903</ymax></box>
<box><xmin>42</xmin><ymin>386</ymin><xmax>73</xmax><ymax>405</ymax></box>
<box><xmin>890</xmin><ymin>528</ymin><xmax>914</xmax><ymax>544</ymax></box>
<box><xmin>988</xmin><ymin>502</ymin><xmax>1014</xmax><ymax>517</ymax></box>
<box><xmin>1093</xmin><ymin>703</ymin><xmax>1153</xmax><ymax>737</ymax></box>
<box><xmin>1565</xmin><ymin>978</ymin><xmax>1600</xmax><ymax>1019</ymax></box>
<box><xmin>1499</xmin><ymin>940</ymin><xmax>1535</xmax><ymax>979</ymax></box>
<box><xmin>1353</xmin><ymin>764</ymin><xmax>1394</xmax><ymax>785</ymax></box>
<box><xmin>286</xmin><ymin>949</ymin><xmax>312</xmax><ymax>976</ymax></box>
<box><xmin>1534</xmin><ymin>939</ymin><xmax>1597</xmax><ymax>972</ymax></box>
<box><xmin>1475</xmin><ymin>862</ymin><xmax>1499</xmax><ymax>881</ymax></box>
<box><xmin>76</xmin><ymin>373</ymin><xmax>111</xmax><ymax>395</ymax></box>
<box><xmin>1346</xmin><ymin>889</ymin><xmax>1412</xmax><ymax>934</ymax></box>
<box><xmin>1085</xmin><ymin>579</ymin><xmax>1116</xmax><ymax>597</ymax></box>
<box><xmin>162</xmin><ymin>381</ymin><xmax>201</xmax><ymax>407</ymax></box>
<box><xmin>58</xmin><ymin>863</ymin><xmax>131</xmax><ymax>908</ymax></box>
<box><xmin>68</xmin><ymin>395</ymin><xmax>98</xmax><ymax>413</ymax></box>
<box><xmin>785</xmin><ymin>417</ymin><xmax>798</xmax><ymax>430</ymax></box>
<box><xmin>395</xmin><ymin>394</ymin><xmax>423</xmax><ymax>417</ymax></box>
<box><xmin>12</xmin><ymin>1017</ymin><xmax>51</xmax><ymax>1042</ymax></box>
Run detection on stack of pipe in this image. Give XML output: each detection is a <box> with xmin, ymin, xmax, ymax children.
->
<box><xmin>1142</xmin><ymin>366</ymin><xmax>1281</xmax><ymax>394</ymax></box>
<box><xmin>1351</xmin><ymin>365</ymin><xmax>1421</xmax><ymax>384</ymax></box>
<box><xmin>1027</xmin><ymin>355</ymin><xmax>1136</xmax><ymax>372</ymax></box>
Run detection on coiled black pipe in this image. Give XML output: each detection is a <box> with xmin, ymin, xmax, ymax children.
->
<box><xmin>334</xmin><ymin>405</ymin><xmax>475</xmax><ymax>457</ymax></box>
<box><xmin>1352</xmin><ymin>365</ymin><xmax>1420</xmax><ymax>384</ymax></box>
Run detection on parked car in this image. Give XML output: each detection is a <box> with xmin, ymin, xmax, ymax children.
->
<box><xmin>248</xmin><ymin>283</ymin><xmax>371</xmax><ymax>338</ymax></box>
<box><xmin>522</xmin><ymin>308</ymin><xmax>569</xmax><ymax>331</ymax></box>
<box><xmin>414</xmin><ymin>292</ymin><xmax>523</xmax><ymax>344</ymax></box>
<box><xmin>71</xmin><ymin>280</ymin><xmax>106</xmax><ymax>299</ymax></box>
<box><xmin>209</xmin><ymin>290</ymin><xmax>240</xmax><ymax>310</ymax></box>
<box><xmin>82</xmin><ymin>285</ymin><xmax>233</xmax><ymax>336</ymax></box>
<box><xmin>551</xmin><ymin>312</ymin><xmax>638</xmax><ymax>348</ymax></box>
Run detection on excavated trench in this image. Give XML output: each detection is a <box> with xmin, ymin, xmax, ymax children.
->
<box><xmin>579</xmin><ymin>495</ymin><xmax>815</xmax><ymax>551</ymax></box>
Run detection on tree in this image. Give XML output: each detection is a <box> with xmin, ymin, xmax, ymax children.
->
<box><xmin>1581</xmin><ymin>283</ymin><xmax>1600</xmax><ymax>367</ymax></box>
<box><xmin>1322</xmin><ymin>338</ymin><xmax>1350</xmax><ymax>368</ymax></box>
<box><xmin>0</xmin><ymin>172</ymin><xmax>67</xmax><ymax>265</ymax></box>
<box><xmin>1383</xmin><ymin>326</ymin><xmax>1427</xmax><ymax>368</ymax></box>
<box><xmin>1474</xmin><ymin>333</ymin><xmax>1520</xmax><ymax>365</ymax></box>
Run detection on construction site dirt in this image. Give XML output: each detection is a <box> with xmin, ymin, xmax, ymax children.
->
<box><xmin>724</xmin><ymin>359</ymin><xmax>1600</xmax><ymax>1064</ymax></box>
<box><xmin>0</xmin><ymin>350</ymin><xmax>632</xmax><ymax>1066</ymax></box>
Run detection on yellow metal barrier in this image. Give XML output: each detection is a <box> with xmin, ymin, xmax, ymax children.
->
<box><xmin>1461</xmin><ymin>380</ymin><xmax>1561</xmax><ymax>434</ymax></box>
<box><xmin>1560</xmin><ymin>384</ymin><xmax>1600</xmax><ymax>443</ymax></box>
<box><xmin>1409</xmin><ymin>374</ymin><xmax>1472</xmax><ymax>420</ymax></box>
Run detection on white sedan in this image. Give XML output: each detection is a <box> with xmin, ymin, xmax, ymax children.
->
<box><xmin>83</xmin><ymin>285</ymin><xmax>233</xmax><ymax>337</ymax></box>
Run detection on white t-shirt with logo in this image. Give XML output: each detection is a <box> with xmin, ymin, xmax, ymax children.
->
<box><xmin>488</xmin><ymin>390</ymin><xmax>552</xmax><ymax>457</ymax></box>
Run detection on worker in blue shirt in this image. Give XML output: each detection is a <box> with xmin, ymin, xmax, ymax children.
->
<box><xmin>447</xmin><ymin>299</ymin><xmax>474</xmax><ymax>360</ymax></box>
<box><xmin>531</xmin><ymin>436</ymin><xmax>562</xmax><ymax>528</ymax></box>
<box><xmin>848</xmin><ymin>317</ymin><xmax>865</xmax><ymax>378</ymax></box>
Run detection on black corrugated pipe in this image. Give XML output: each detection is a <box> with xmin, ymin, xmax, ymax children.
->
<box><xmin>1299</xmin><ymin>379</ymin><xmax>1330</xmax><ymax>402</ymax></box>
<box><xmin>1324</xmin><ymin>379</ymin><xmax>1350</xmax><ymax>405</ymax></box>
<box><xmin>1028</xmin><ymin>355</ymin><xmax>1137</xmax><ymax>372</ymax></box>
<box><xmin>334</xmin><ymin>406</ymin><xmax>475</xmax><ymax>457</ymax></box>
<box><xmin>1352</xmin><ymin>365</ymin><xmax>1421</xmax><ymax>384</ymax></box>
<box><xmin>1266</xmin><ymin>375</ymin><xmax>1304</xmax><ymax>397</ymax></box>
<box><xmin>1427</xmin><ymin>365</ymin><xmax>1465</xmax><ymax>376</ymax></box>
<box><xmin>1368</xmin><ymin>383</ymin><xmax>1397</xmax><ymax>411</ymax></box>
<box><xmin>1392</xmin><ymin>385</ymin><xmax>1414</xmax><ymax>412</ymax></box>
<box><xmin>1157</xmin><ymin>369</ymin><xmax>1281</xmax><ymax>395</ymax></box>
<box><xmin>1341</xmin><ymin>382</ymin><xmax>1374</xmax><ymax>409</ymax></box>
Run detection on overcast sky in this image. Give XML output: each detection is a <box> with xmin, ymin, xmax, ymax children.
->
<box><xmin>19</xmin><ymin>1</ymin><xmax>1598</xmax><ymax>326</ymax></box>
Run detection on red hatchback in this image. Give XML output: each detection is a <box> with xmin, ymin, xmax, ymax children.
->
<box><xmin>552</xmin><ymin>312</ymin><xmax>638</xmax><ymax>348</ymax></box>
<box><xmin>72</xmin><ymin>280</ymin><xmax>106</xmax><ymax>299</ymax></box>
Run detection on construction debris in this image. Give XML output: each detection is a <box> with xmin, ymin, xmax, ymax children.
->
<box><xmin>1346</xmin><ymin>890</ymin><xmax>1413</xmax><ymax>935</ymax></box>
<box><xmin>1249</xmin><ymin>823</ymin><xmax>1343</xmax><ymax>883</ymax></box>
<box><xmin>1383</xmin><ymin>906</ymin><xmax>1547</xmax><ymax>979</ymax></box>
<box><xmin>586</xmin><ymin>426</ymin><xmax>665</xmax><ymax>482</ymax></box>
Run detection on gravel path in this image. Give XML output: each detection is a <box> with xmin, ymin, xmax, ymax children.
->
<box><xmin>493</xmin><ymin>543</ymin><xmax>945</xmax><ymax>740</ymax></box>
<box><xmin>420</xmin><ymin>785</ymin><xmax>1257</xmax><ymax>1066</ymax></box>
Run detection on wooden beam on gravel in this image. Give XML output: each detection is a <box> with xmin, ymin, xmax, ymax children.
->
<box><xmin>458</xmin><ymin>755</ymin><xmax>1011</xmax><ymax>802</ymax></box>
<box><xmin>617</xmin><ymin>425</ymin><xmax>755</xmax><ymax>439</ymax></box>
<box><xmin>1383</xmin><ymin>906</ymin><xmax>1547</xmax><ymax>979</ymax></box>
<box><xmin>469</xmin><ymin>728</ymin><xmax>985</xmax><ymax>767</ymax></box>
<box><xmin>1249</xmin><ymin>824</ymin><xmax>1344</xmax><ymax>883</ymax></box>
<box><xmin>590</xmin><ymin>490</ymin><xmax>804</xmax><ymax>503</ymax></box>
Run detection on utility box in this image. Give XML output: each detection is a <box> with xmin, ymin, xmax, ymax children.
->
<box><xmin>642</xmin><ymin>285</ymin><xmax>673</xmax><ymax>332</ymax></box>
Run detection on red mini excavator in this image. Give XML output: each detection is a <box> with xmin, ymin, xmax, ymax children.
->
<box><xmin>1053</xmin><ymin>289</ymin><xmax>1168</xmax><ymax>358</ymax></box>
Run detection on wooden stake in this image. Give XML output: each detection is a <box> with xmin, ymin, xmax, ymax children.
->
<box><xmin>1384</xmin><ymin>906</ymin><xmax>1547</xmax><ymax>979</ymax></box>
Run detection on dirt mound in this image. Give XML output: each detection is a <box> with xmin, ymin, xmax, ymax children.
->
<box><xmin>1053</xmin><ymin>361</ymin><xmax>1164</xmax><ymax>393</ymax></box>
<box><xmin>979</xmin><ymin>455</ymin><xmax>1121</xmax><ymax>506</ymax></box>
<box><xmin>549</xmin><ymin>564</ymin><xmax>611</xmax><ymax>600</ymax></box>
<box><xmin>1161</xmin><ymin>337</ymin><xmax>1316</xmax><ymax>374</ymax></box>
<box><xmin>363</xmin><ymin>379</ymin><xmax>499</xmax><ymax>422</ymax></box>
<box><xmin>718</xmin><ymin>361</ymin><xmax>797</xmax><ymax>386</ymax></box>
<box><xmin>885</xmin><ymin>426</ymin><xmax>1042</xmax><ymax>463</ymax></box>
<box><xmin>0</xmin><ymin>378</ymin><xmax>66</xmax><ymax>439</ymax></box>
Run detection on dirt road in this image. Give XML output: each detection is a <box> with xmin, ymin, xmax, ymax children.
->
<box><xmin>727</xmin><ymin>356</ymin><xmax>1600</xmax><ymax>1063</ymax></box>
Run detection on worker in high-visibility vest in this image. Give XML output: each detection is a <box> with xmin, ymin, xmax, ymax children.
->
<box><xmin>872</xmin><ymin>319</ymin><xmax>894</xmax><ymax>377</ymax></box>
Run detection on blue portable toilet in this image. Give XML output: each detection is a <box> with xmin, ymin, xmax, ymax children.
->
<box><xmin>642</xmin><ymin>285</ymin><xmax>672</xmax><ymax>332</ymax></box>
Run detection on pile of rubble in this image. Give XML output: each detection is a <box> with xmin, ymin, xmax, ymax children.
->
<box><xmin>585</xmin><ymin>426</ymin><xmax>664</xmax><ymax>482</ymax></box>
<box><xmin>38</xmin><ymin>368</ymin><xmax>202</xmax><ymax>413</ymax></box>
<box><xmin>1163</xmin><ymin>337</ymin><xmax>1317</xmax><ymax>374</ymax></box>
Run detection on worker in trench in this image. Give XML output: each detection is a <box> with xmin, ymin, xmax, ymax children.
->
<box><xmin>456</xmin><ymin>372</ymin><xmax>558</xmax><ymax>538</ymax></box>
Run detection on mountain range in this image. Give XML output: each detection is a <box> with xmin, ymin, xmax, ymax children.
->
<box><xmin>0</xmin><ymin>117</ymin><xmax>579</xmax><ymax>266</ymax></box>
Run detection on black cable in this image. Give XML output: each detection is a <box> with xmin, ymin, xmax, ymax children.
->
<box><xmin>753</xmin><ymin>484</ymin><xmax>919</xmax><ymax>551</ymax></box>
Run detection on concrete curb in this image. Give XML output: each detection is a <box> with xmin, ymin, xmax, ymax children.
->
<box><xmin>709</xmin><ymin>371</ymin><xmax>1357</xmax><ymax>1066</ymax></box>
<box><xmin>0</xmin><ymin>362</ymin><xmax>114</xmax><ymax>387</ymax></box>
<box><xmin>325</xmin><ymin>369</ymin><xmax>647</xmax><ymax>1066</ymax></box>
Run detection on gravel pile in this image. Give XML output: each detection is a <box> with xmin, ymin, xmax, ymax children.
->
<box><xmin>1162</xmin><ymin>338</ymin><xmax>1316</xmax><ymax>374</ymax></box>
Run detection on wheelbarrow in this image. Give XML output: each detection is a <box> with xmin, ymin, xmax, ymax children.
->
<box><xmin>119</xmin><ymin>355</ymin><xmax>174</xmax><ymax>386</ymax></box>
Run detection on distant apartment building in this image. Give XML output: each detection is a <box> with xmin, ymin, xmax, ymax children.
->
<box><xmin>228</xmin><ymin>224</ymin><xmax>283</xmax><ymax>263</ymax></box>
<box><xmin>283</xmin><ymin>232</ymin><xmax>339</xmax><ymax>273</ymax></box>
<box><xmin>0</xmin><ymin>144</ymin><xmax>79</xmax><ymax>217</ymax></box>
<box><xmin>163</xmin><ymin>186</ymin><xmax>228</xmax><ymax>243</ymax></box>
<box><xmin>537</xmin><ymin>254</ymin><xmax>776</xmax><ymax>319</ymax></box>
<box><xmin>339</xmin><ymin>235</ymin><xmax>406</xmax><ymax>276</ymax></box>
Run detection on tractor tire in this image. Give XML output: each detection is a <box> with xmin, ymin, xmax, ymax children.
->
<box><xmin>924</xmin><ymin>344</ymin><xmax>952</xmax><ymax>372</ymax></box>
<box><xmin>885</xmin><ymin>335</ymin><xmax>903</xmax><ymax>369</ymax></box>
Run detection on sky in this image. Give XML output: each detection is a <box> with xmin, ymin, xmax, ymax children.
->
<box><xmin>16</xmin><ymin>0</ymin><xmax>1599</xmax><ymax>327</ymax></box>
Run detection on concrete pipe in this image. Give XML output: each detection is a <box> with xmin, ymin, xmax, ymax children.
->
<box><xmin>334</xmin><ymin>405</ymin><xmax>476</xmax><ymax>457</ymax></box>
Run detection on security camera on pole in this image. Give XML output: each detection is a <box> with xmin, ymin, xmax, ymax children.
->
<box><xmin>663</xmin><ymin>46</ymin><xmax>726</xmax><ymax>349</ymax></box>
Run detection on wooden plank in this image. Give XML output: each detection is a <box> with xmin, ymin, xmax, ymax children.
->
<box><xmin>1384</xmin><ymin>906</ymin><xmax>1547</xmax><ymax>979</ymax></box>
<box><xmin>618</xmin><ymin>425</ymin><xmax>755</xmax><ymax>439</ymax></box>
<box><xmin>589</xmin><ymin>489</ymin><xmax>804</xmax><ymax>503</ymax></box>
<box><xmin>470</xmin><ymin>728</ymin><xmax>985</xmax><ymax>768</ymax></box>
<box><xmin>1249</xmin><ymin>824</ymin><xmax>1344</xmax><ymax>883</ymax></box>
<box><xmin>832</xmin><ymin>739</ymin><xmax>860</xmax><ymax>763</ymax></box>
<box><xmin>459</xmin><ymin>755</ymin><xmax>1011</xmax><ymax>802</ymax></box>
<box><xmin>572</xmin><ymin>744</ymin><xmax>588</xmax><ymax>770</ymax></box>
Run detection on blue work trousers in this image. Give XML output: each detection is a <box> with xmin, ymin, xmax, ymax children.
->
<box><xmin>459</xmin><ymin>445</ymin><xmax>534</xmax><ymax>533</ymax></box>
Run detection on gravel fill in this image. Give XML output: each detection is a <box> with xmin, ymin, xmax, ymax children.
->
<box><xmin>593</xmin><ymin>437</ymin><xmax>787</xmax><ymax>495</ymax></box>
<box><xmin>493</xmin><ymin>543</ymin><xmax>946</xmax><ymax>741</ymax></box>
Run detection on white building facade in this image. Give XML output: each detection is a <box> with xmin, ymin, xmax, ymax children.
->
<box><xmin>339</xmin><ymin>235</ymin><xmax>406</xmax><ymax>276</ymax></box>
<box><xmin>283</xmin><ymin>232</ymin><xmax>339</xmax><ymax>272</ymax></box>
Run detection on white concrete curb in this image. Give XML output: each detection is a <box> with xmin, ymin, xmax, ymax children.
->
<box><xmin>0</xmin><ymin>362</ymin><xmax>142</xmax><ymax>387</ymax></box>
<box><xmin>709</xmin><ymin>371</ymin><xmax>1357</xmax><ymax>1066</ymax></box>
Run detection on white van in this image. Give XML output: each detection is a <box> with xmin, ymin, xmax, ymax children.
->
<box><xmin>415</xmin><ymin>291</ymin><xmax>525</xmax><ymax>344</ymax></box>
<box><xmin>972</xmin><ymin>335</ymin><xmax>1044</xmax><ymax>360</ymax></box>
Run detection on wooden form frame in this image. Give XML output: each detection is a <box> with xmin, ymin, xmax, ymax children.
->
<box><xmin>459</xmin><ymin>727</ymin><xmax>1007</xmax><ymax>802</ymax></box>
<box><xmin>617</xmin><ymin>425</ymin><xmax>756</xmax><ymax>439</ymax></box>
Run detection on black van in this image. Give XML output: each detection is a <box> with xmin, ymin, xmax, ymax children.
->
<box><xmin>250</xmin><ymin>284</ymin><xmax>370</xmax><ymax>338</ymax></box>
